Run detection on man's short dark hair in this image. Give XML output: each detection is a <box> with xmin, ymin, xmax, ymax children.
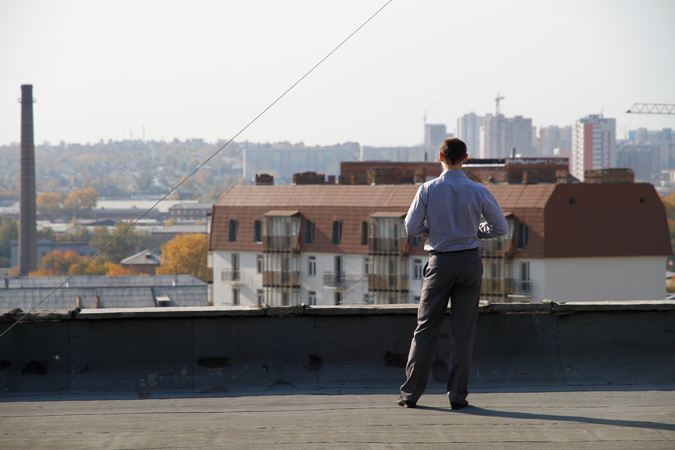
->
<box><xmin>440</xmin><ymin>138</ymin><xmax>467</xmax><ymax>165</ymax></box>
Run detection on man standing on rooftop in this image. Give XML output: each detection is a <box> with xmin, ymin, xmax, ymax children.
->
<box><xmin>398</xmin><ymin>137</ymin><xmax>507</xmax><ymax>410</ymax></box>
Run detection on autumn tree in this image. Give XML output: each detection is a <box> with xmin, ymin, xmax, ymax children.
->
<box><xmin>156</xmin><ymin>233</ymin><xmax>208</xmax><ymax>281</ymax></box>
<box><xmin>29</xmin><ymin>250</ymin><xmax>82</xmax><ymax>276</ymax></box>
<box><xmin>64</xmin><ymin>188</ymin><xmax>99</xmax><ymax>218</ymax></box>
<box><xmin>36</xmin><ymin>192</ymin><xmax>63</xmax><ymax>220</ymax></box>
<box><xmin>660</xmin><ymin>190</ymin><xmax>675</xmax><ymax>270</ymax></box>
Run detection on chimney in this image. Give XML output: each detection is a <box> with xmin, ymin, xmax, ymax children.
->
<box><xmin>255</xmin><ymin>173</ymin><xmax>274</xmax><ymax>186</ymax></box>
<box><xmin>19</xmin><ymin>85</ymin><xmax>37</xmax><ymax>276</ymax></box>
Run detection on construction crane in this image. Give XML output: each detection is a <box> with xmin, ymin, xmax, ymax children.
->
<box><xmin>423</xmin><ymin>102</ymin><xmax>435</xmax><ymax>124</ymax></box>
<box><xmin>626</xmin><ymin>103</ymin><xmax>675</xmax><ymax>115</ymax></box>
<box><xmin>495</xmin><ymin>92</ymin><xmax>505</xmax><ymax>115</ymax></box>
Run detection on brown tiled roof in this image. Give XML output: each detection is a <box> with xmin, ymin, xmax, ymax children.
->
<box><xmin>263</xmin><ymin>210</ymin><xmax>300</xmax><ymax>216</ymax></box>
<box><xmin>213</xmin><ymin>185</ymin><xmax>419</xmax><ymax>209</ymax></box>
<box><xmin>209</xmin><ymin>183</ymin><xmax>672</xmax><ymax>259</ymax></box>
<box><xmin>543</xmin><ymin>183</ymin><xmax>671</xmax><ymax>258</ymax></box>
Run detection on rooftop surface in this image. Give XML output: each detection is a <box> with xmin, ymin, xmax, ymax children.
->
<box><xmin>3</xmin><ymin>385</ymin><xmax>674</xmax><ymax>449</ymax></box>
<box><xmin>2</xmin><ymin>302</ymin><xmax>674</xmax><ymax>448</ymax></box>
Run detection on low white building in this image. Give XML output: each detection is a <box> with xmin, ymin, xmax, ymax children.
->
<box><xmin>208</xmin><ymin>181</ymin><xmax>670</xmax><ymax>306</ymax></box>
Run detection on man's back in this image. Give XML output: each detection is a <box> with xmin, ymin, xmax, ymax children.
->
<box><xmin>405</xmin><ymin>170</ymin><xmax>507</xmax><ymax>252</ymax></box>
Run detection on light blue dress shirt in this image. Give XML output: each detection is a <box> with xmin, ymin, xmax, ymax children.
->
<box><xmin>405</xmin><ymin>170</ymin><xmax>508</xmax><ymax>252</ymax></box>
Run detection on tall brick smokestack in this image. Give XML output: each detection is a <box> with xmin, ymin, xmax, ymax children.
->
<box><xmin>19</xmin><ymin>84</ymin><xmax>37</xmax><ymax>276</ymax></box>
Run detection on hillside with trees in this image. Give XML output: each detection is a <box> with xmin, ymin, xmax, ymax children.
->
<box><xmin>0</xmin><ymin>138</ymin><xmax>249</xmax><ymax>203</ymax></box>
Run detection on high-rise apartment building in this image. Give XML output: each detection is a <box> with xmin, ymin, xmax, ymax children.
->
<box><xmin>456</xmin><ymin>113</ymin><xmax>485</xmax><ymax>157</ymax></box>
<box><xmin>571</xmin><ymin>115</ymin><xmax>616</xmax><ymax>181</ymax></box>
<box><xmin>539</xmin><ymin>125</ymin><xmax>572</xmax><ymax>156</ymax></box>
<box><xmin>479</xmin><ymin>115</ymin><xmax>533</xmax><ymax>159</ymax></box>
<box><xmin>424</xmin><ymin>124</ymin><xmax>451</xmax><ymax>149</ymax></box>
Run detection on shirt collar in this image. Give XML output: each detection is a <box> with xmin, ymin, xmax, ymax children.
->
<box><xmin>441</xmin><ymin>170</ymin><xmax>467</xmax><ymax>178</ymax></box>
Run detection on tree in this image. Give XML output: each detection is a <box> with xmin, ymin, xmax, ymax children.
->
<box><xmin>136</xmin><ymin>173</ymin><xmax>154</xmax><ymax>193</ymax></box>
<box><xmin>90</xmin><ymin>221</ymin><xmax>143</xmax><ymax>263</ymax></box>
<box><xmin>156</xmin><ymin>233</ymin><xmax>208</xmax><ymax>281</ymax></box>
<box><xmin>64</xmin><ymin>188</ymin><xmax>99</xmax><ymax>218</ymax></box>
<box><xmin>0</xmin><ymin>218</ymin><xmax>18</xmax><ymax>261</ymax></box>
<box><xmin>29</xmin><ymin>250</ymin><xmax>82</xmax><ymax>276</ymax></box>
<box><xmin>37</xmin><ymin>226</ymin><xmax>57</xmax><ymax>241</ymax></box>
<box><xmin>660</xmin><ymin>190</ymin><xmax>675</xmax><ymax>270</ymax></box>
<box><xmin>60</xmin><ymin>226</ymin><xmax>93</xmax><ymax>243</ymax></box>
<box><xmin>36</xmin><ymin>192</ymin><xmax>63</xmax><ymax>220</ymax></box>
<box><xmin>102</xmin><ymin>262</ymin><xmax>133</xmax><ymax>276</ymax></box>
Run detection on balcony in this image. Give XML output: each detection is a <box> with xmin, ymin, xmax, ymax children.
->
<box><xmin>368</xmin><ymin>237</ymin><xmax>409</xmax><ymax>256</ymax></box>
<box><xmin>323</xmin><ymin>272</ymin><xmax>346</xmax><ymax>289</ymax></box>
<box><xmin>481</xmin><ymin>278</ymin><xmax>533</xmax><ymax>299</ymax></box>
<box><xmin>506</xmin><ymin>279</ymin><xmax>533</xmax><ymax>298</ymax></box>
<box><xmin>367</xmin><ymin>274</ymin><xmax>409</xmax><ymax>293</ymax></box>
<box><xmin>221</xmin><ymin>269</ymin><xmax>244</xmax><ymax>286</ymax></box>
<box><xmin>262</xmin><ymin>270</ymin><xmax>300</xmax><ymax>288</ymax></box>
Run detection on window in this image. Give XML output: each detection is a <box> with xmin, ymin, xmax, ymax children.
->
<box><xmin>332</xmin><ymin>221</ymin><xmax>342</xmax><ymax>244</ymax></box>
<box><xmin>232</xmin><ymin>288</ymin><xmax>240</xmax><ymax>306</ymax></box>
<box><xmin>520</xmin><ymin>262</ymin><xmax>530</xmax><ymax>292</ymax></box>
<box><xmin>569</xmin><ymin>197</ymin><xmax>576</xmax><ymax>205</ymax></box>
<box><xmin>228</xmin><ymin>219</ymin><xmax>238</xmax><ymax>242</ymax></box>
<box><xmin>231</xmin><ymin>253</ymin><xmax>240</xmax><ymax>280</ymax></box>
<box><xmin>308</xmin><ymin>291</ymin><xmax>316</xmax><ymax>306</ymax></box>
<box><xmin>521</xmin><ymin>262</ymin><xmax>530</xmax><ymax>281</ymax></box>
<box><xmin>414</xmin><ymin>296</ymin><xmax>421</xmax><ymax>303</ymax></box>
<box><xmin>257</xmin><ymin>289</ymin><xmax>264</xmax><ymax>306</ymax></box>
<box><xmin>335</xmin><ymin>255</ymin><xmax>343</xmax><ymax>284</ymax></box>
<box><xmin>282</xmin><ymin>292</ymin><xmax>289</xmax><ymax>306</ymax></box>
<box><xmin>257</xmin><ymin>254</ymin><xmax>263</xmax><ymax>274</ymax></box>
<box><xmin>361</xmin><ymin>222</ymin><xmax>368</xmax><ymax>245</ymax></box>
<box><xmin>413</xmin><ymin>259</ymin><xmax>423</xmax><ymax>280</ymax></box>
<box><xmin>364</xmin><ymin>257</ymin><xmax>369</xmax><ymax>275</ymax></box>
<box><xmin>334</xmin><ymin>292</ymin><xmax>342</xmax><ymax>306</ymax></box>
<box><xmin>254</xmin><ymin>220</ymin><xmax>262</xmax><ymax>243</ymax></box>
<box><xmin>304</xmin><ymin>220</ymin><xmax>315</xmax><ymax>243</ymax></box>
<box><xmin>410</xmin><ymin>235</ymin><xmax>422</xmax><ymax>246</ymax></box>
<box><xmin>516</xmin><ymin>224</ymin><xmax>528</xmax><ymax>249</ymax></box>
<box><xmin>308</xmin><ymin>256</ymin><xmax>316</xmax><ymax>277</ymax></box>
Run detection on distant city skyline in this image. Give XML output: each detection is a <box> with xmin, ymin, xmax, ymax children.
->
<box><xmin>1</xmin><ymin>0</ymin><xmax>674</xmax><ymax>148</ymax></box>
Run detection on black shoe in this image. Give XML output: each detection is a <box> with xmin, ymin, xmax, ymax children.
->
<box><xmin>397</xmin><ymin>397</ymin><xmax>416</xmax><ymax>408</ymax></box>
<box><xmin>450</xmin><ymin>400</ymin><xmax>469</xmax><ymax>410</ymax></box>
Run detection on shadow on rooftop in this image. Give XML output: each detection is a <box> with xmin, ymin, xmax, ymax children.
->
<box><xmin>454</xmin><ymin>405</ymin><xmax>675</xmax><ymax>433</ymax></box>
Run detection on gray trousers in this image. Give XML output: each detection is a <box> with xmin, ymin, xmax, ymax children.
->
<box><xmin>400</xmin><ymin>249</ymin><xmax>483</xmax><ymax>404</ymax></box>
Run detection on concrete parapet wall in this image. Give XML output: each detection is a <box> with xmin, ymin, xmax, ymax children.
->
<box><xmin>1</xmin><ymin>302</ymin><xmax>674</xmax><ymax>395</ymax></box>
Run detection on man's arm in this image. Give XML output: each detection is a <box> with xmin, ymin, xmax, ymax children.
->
<box><xmin>477</xmin><ymin>191</ymin><xmax>508</xmax><ymax>239</ymax></box>
<box><xmin>405</xmin><ymin>185</ymin><xmax>429</xmax><ymax>237</ymax></box>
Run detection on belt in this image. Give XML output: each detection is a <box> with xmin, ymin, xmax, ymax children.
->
<box><xmin>429</xmin><ymin>248</ymin><xmax>478</xmax><ymax>256</ymax></box>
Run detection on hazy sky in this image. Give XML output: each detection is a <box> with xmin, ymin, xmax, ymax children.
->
<box><xmin>1</xmin><ymin>0</ymin><xmax>674</xmax><ymax>148</ymax></box>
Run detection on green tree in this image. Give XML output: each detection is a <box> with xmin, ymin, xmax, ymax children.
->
<box><xmin>61</xmin><ymin>226</ymin><xmax>93</xmax><ymax>243</ymax></box>
<box><xmin>37</xmin><ymin>226</ymin><xmax>57</xmax><ymax>241</ymax></box>
<box><xmin>90</xmin><ymin>221</ymin><xmax>142</xmax><ymax>264</ymax></box>
<box><xmin>0</xmin><ymin>218</ymin><xmax>18</xmax><ymax>261</ymax></box>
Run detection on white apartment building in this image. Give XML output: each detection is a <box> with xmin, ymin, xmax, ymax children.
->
<box><xmin>571</xmin><ymin>114</ymin><xmax>616</xmax><ymax>181</ymax></box>
<box><xmin>208</xmin><ymin>182</ymin><xmax>670</xmax><ymax>306</ymax></box>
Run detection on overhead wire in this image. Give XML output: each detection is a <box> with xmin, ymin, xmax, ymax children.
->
<box><xmin>0</xmin><ymin>0</ymin><xmax>394</xmax><ymax>340</ymax></box>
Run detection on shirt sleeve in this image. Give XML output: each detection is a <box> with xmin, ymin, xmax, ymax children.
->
<box><xmin>477</xmin><ymin>190</ymin><xmax>508</xmax><ymax>239</ymax></box>
<box><xmin>405</xmin><ymin>185</ymin><xmax>429</xmax><ymax>237</ymax></box>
